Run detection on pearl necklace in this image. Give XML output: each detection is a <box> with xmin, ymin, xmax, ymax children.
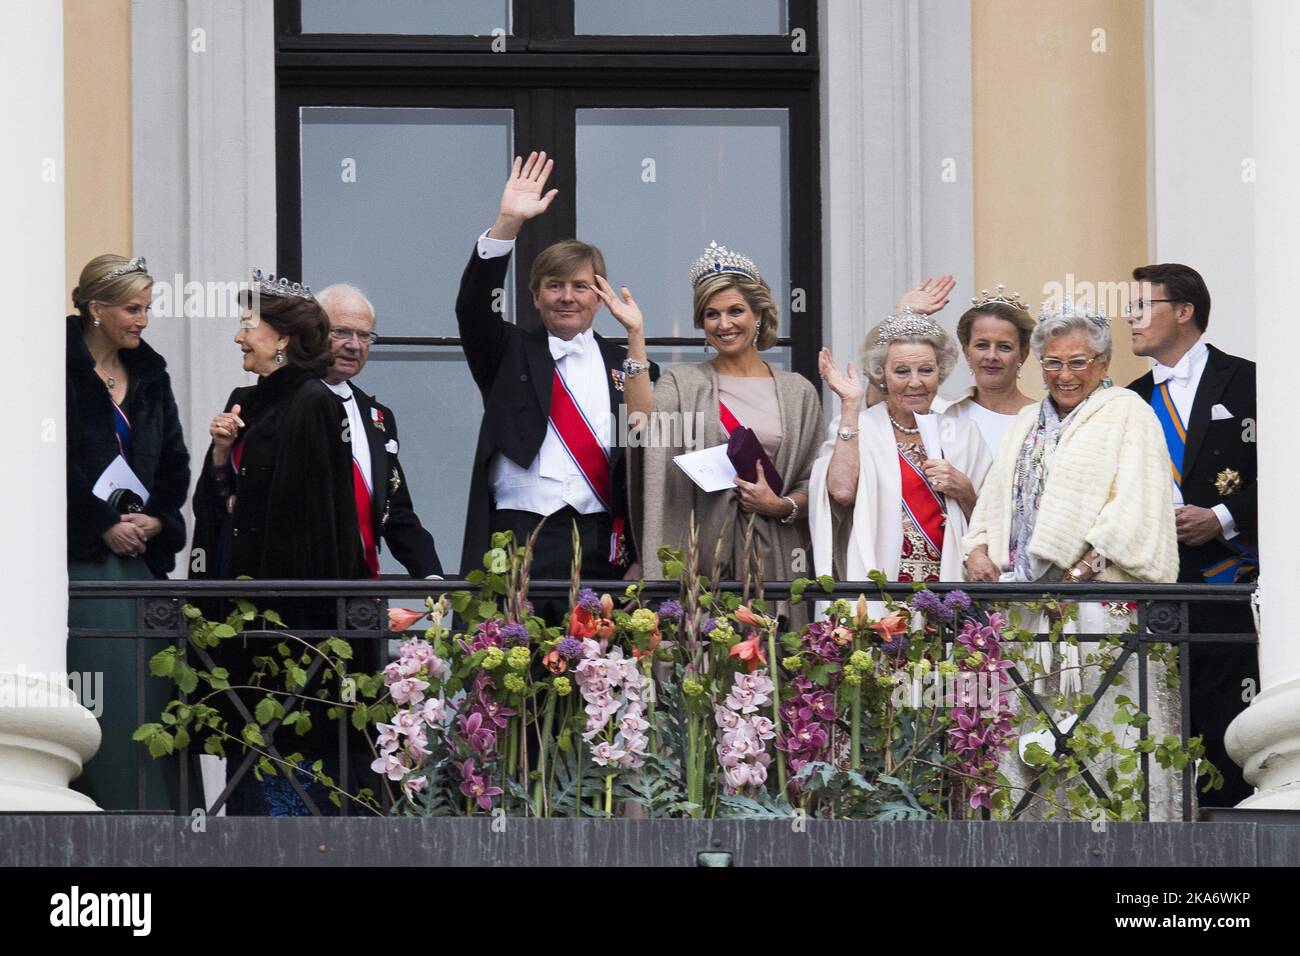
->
<box><xmin>889</xmin><ymin>413</ymin><xmax>920</xmax><ymax>434</ymax></box>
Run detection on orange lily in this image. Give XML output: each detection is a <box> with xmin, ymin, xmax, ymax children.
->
<box><xmin>729</xmin><ymin>633</ymin><xmax>767</xmax><ymax>672</ymax></box>
<box><xmin>870</xmin><ymin>612</ymin><xmax>908</xmax><ymax>642</ymax></box>
<box><xmin>569</xmin><ymin>606</ymin><xmax>598</xmax><ymax>638</ymax></box>
<box><xmin>735</xmin><ymin>605</ymin><xmax>770</xmax><ymax>629</ymax></box>
<box><xmin>388</xmin><ymin>607</ymin><xmax>427</xmax><ymax>633</ymax></box>
<box><xmin>855</xmin><ymin>594</ymin><xmax>870</xmax><ymax>627</ymax></box>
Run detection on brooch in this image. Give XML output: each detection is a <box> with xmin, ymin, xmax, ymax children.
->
<box><xmin>610</xmin><ymin>368</ymin><xmax>625</xmax><ymax>393</ymax></box>
<box><xmin>370</xmin><ymin>406</ymin><xmax>385</xmax><ymax>432</ymax></box>
<box><xmin>1214</xmin><ymin>468</ymin><xmax>1242</xmax><ymax>496</ymax></box>
<box><xmin>389</xmin><ymin>466</ymin><xmax>401</xmax><ymax>495</ymax></box>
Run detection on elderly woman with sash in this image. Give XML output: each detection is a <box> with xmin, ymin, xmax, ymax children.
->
<box><xmin>810</xmin><ymin>310</ymin><xmax>991</xmax><ymax>582</ymax></box>
<box><xmin>634</xmin><ymin>243</ymin><xmax>823</xmax><ymax>588</ymax></box>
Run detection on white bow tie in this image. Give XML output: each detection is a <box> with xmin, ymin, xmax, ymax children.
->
<box><xmin>1152</xmin><ymin>364</ymin><xmax>1191</xmax><ymax>387</ymax></box>
<box><xmin>549</xmin><ymin>334</ymin><xmax>589</xmax><ymax>362</ymax></box>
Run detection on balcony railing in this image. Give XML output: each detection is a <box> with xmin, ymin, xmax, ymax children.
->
<box><xmin>65</xmin><ymin>578</ymin><xmax>1257</xmax><ymax>822</ymax></box>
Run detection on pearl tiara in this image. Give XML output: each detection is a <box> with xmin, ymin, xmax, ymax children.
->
<box><xmin>971</xmin><ymin>283</ymin><xmax>1030</xmax><ymax>314</ymax></box>
<box><xmin>876</xmin><ymin>306</ymin><xmax>944</xmax><ymax>345</ymax></box>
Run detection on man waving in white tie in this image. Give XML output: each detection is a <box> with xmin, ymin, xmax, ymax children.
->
<box><xmin>454</xmin><ymin>152</ymin><xmax>657</xmax><ymax>601</ymax></box>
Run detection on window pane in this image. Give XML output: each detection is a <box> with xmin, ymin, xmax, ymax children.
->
<box><xmin>356</xmin><ymin>350</ymin><xmax>480</xmax><ymax>576</ymax></box>
<box><xmin>300</xmin><ymin>0</ymin><xmax>510</xmax><ymax>35</ymax></box>
<box><xmin>300</xmin><ymin>107</ymin><xmax>513</xmax><ymax>337</ymax></box>
<box><xmin>575</xmin><ymin>0</ymin><xmax>786</xmax><ymax>35</ymax></box>
<box><xmin>576</xmin><ymin>108</ymin><xmax>789</xmax><ymax>338</ymax></box>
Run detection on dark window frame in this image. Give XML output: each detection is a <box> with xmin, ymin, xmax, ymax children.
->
<box><xmin>275</xmin><ymin>0</ymin><xmax>820</xmax><ymax>382</ymax></box>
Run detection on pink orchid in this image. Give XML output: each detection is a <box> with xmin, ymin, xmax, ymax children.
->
<box><xmin>390</xmin><ymin>677</ymin><xmax>429</xmax><ymax>707</ymax></box>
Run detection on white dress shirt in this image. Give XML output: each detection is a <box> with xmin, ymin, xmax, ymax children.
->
<box><xmin>476</xmin><ymin>231</ymin><xmax>610</xmax><ymax>516</ymax></box>
<box><xmin>324</xmin><ymin>379</ymin><xmax>371</xmax><ymax>491</ymax></box>
<box><xmin>1150</xmin><ymin>338</ymin><xmax>1236</xmax><ymax>538</ymax></box>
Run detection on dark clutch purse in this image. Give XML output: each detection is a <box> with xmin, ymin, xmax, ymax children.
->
<box><xmin>726</xmin><ymin>426</ymin><xmax>785</xmax><ymax>496</ymax></box>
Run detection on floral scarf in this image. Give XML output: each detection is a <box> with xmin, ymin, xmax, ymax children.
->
<box><xmin>1008</xmin><ymin>383</ymin><xmax>1109</xmax><ymax>581</ymax></box>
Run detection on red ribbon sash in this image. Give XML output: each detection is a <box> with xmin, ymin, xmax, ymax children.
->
<box><xmin>352</xmin><ymin>460</ymin><xmax>380</xmax><ymax>578</ymax></box>
<box><xmin>898</xmin><ymin>452</ymin><xmax>945</xmax><ymax>555</ymax></box>
<box><xmin>719</xmin><ymin>399</ymin><xmax>742</xmax><ymax>437</ymax></box>
<box><xmin>548</xmin><ymin>368</ymin><xmax>612</xmax><ymax>510</ymax></box>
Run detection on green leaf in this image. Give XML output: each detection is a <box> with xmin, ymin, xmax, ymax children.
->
<box><xmin>262</xmin><ymin>608</ymin><xmax>284</xmax><ymax>626</ymax></box>
<box><xmin>173</xmin><ymin>727</ymin><xmax>191</xmax><ymax>750</ymax></box>
<box><xmin>790</xmin><ymin>578</ymin><xmax>812</xmax><ymax>605</ymax></box>
<box><xmin>147</xmin><ymin>732</ymin><xmax>174</xmax><ymax>758</ymax></box>
<box><xmin>817</xmin><ymin>575</ymin><xmax>835</xmax><ymax>593</ymax></box>
<box><xmin>477</xmin><ymin>600</ymin><xmax>498</xmax><ymax>620</ymax></box>
<box><xmin>203</xmin><ymin>736</ymin><xmax>226</xmax><ymax>757</ymax></box>
<box><xmin>351</xmin><ymin>704</ymin><xmax>369</xmax><ymax>731</ymax></box>
<box><xmin>132</xmin><ymin>722</ymin><xmax>163</xmax><ymax>741</ymax></box>
<box><xmin>211</xmin><ymin>623</ymin><xmax>237</xmax><ymax>639</ymax></box>
<box><xmin>242</xmin><ymin>724</ymin><xmax>265</xmax><ymax>747</ymax></box>
<box><xmin>254</xmin><ymin>696</ymin><xmax>280</xmax><ymax>726</ymax></box>
<box><xmin>663</xmin><ymin>560</ymin><xmax>684</xmax><ymax>579</ymax></box>
<box><xmin>1022</xmin><ymin>742</ymin><xmax>1054</xmax><ymax>767</ymax></box>
<box><xmin>176</xmin><ymin>667</ymin><xmax>199</xmax><ymax>695</ymax></box>
<box><xmin>148</xmin><ymin>648</ymin><xmax>177</xmax><ymax>678</ymax></box>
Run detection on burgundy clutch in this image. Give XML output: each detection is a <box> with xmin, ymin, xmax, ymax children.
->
<box><xmin>726</xmin><ymin>426</ymin><xmax>785</xmax><ymax>496</ymax></box>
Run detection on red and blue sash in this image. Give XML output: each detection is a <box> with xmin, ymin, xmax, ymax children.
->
<box><xmin>899</xmin><ymin>452</ymin><xmax>945</xmax><ymax>555</ymax></box>
<box><xmin>1150</xmin><ymin>382</ymin><xmax>1186</xmax><ymax>491</ymax></box>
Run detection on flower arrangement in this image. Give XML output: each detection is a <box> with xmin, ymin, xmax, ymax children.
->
<box><xmin>138</xmin><ymin>519</ymin><xmax>1221</xmax><ymax>821</ymax></box>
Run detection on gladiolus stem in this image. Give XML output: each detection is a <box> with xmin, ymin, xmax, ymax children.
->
<box><xmin>604</xmin><ymin>773</ymin><xmax>613</xmax><ymax>818</ymax></box>
<box><xmin>767</xmin><ymin>625</ymin><xmax>786</xmax><ymax>795</ymax></box>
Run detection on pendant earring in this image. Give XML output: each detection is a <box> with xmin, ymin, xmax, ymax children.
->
<box><xmin>274</xmin><ymin>348</ymin><xmax>285</xmax><ymax>366</ymax></box>
<box><xmin>93</xmin><ymin>318</ymin><xmax>101</xmax><ymax>328</ymax></box>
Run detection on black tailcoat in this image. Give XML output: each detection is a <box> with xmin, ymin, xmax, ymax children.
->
<box><xmin>454</xmin><ymin>244</ymin><xmax>657</xmax><ymax>575</ymax></box>
<box><xmin>1127</xmin><ymin>343</ymin><xmax>1257</xmax><ymax>582</ymax></box>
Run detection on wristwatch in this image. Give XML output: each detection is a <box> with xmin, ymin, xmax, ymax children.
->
<box><xmin>837</xmin><ymin>426</ymin><xmax>859</xmax><ymax>441</ymax></box>
<box><xmin>622</xmin><ymin>358</ymin><xmax>649</xmax><ymax>378</ymax></box>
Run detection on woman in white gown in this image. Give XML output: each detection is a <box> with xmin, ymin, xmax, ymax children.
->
<box><xmin>810</xmin><ymin>309</ymin><xmax>992</xmax><ymax>583</ymax></box>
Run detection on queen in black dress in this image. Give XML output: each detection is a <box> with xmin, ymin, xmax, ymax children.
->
<box><xmin>191</xmin><ymin>273</ymin><xmax>368</xmax><ymax>814</ymax></box>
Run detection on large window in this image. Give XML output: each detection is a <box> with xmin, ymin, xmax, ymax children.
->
<box><xmin>275</xmin><ymin>0</ymin><xmax>821</xmax><ymax>572</ymax></box>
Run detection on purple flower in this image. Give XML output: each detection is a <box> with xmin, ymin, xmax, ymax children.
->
<box><xmin>658</xmin><ymin>600</ymin><xmax>683</xmax><ymax>622</ymax></box>
<box><xmin>577</xmin><ymin>588</ymin><xmax>602</xmax><ymax>613</ymax></box>
<box><xmin>911</xmin><ymin>589</ymin><xmax>948</xmax><ymax>619</ymax></box>
<box><xmin>944</xmin><ymin>589</ymin><xmax>972</xmax><ymax>613</ymax></box>
<box><xmin>457</xmin><ymin>758</ymin><xmax>503</xmax><ymax>811</ymax></box>
<box><xmin>556</xmin><ymin>636</ymin><xmax>585</xmax><ymax>660</ymax></box>
<box><xmin>879</xmin><ymin>633</ymin><xmax>909</xmax><ymax>655</ymax></box>
<box><xmin>500</xmin><ymin>622</ymin><xmax>530</xmax><ymax>647</ymax></box>
<box><xmin>457</xmin><ymin>711</ymin><xmax>496</xmax><ymax>756</ymax></box>
<box><xmin>470</xmin><ymin>619</ymin><xmax>504</xmax><ymax>651</ymax></box>
<box><xmin>701</xmin><ymin>617</ymin><xmax>718</xmax><ymax>637</ymax></box>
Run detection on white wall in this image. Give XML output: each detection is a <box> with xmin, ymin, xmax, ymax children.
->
<box><xmin>1148</xmin><ymin>0</ymin><xmax>1254</xmax><ymax>360</ymax></box>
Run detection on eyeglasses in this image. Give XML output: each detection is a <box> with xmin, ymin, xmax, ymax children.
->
<box><xmin>329</xmin><ymin>327</ymin><xmax>378</xmax><ymax>345</ymax></box>
<box><xmin>1040</xmin><ymin>356</ymin><xmax>1102</xmax><ymax>373</ymax></box>
<box><xmin>1125</xmin><ymin>298</ymin><xmax>1173</xmax><ymax>314</ymax></box>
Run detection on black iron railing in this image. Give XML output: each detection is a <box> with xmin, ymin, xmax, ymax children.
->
<box><xmin>66</xmin><ymin>579</ymin><xmax>1257</xmax><ymax>821</ymax></box>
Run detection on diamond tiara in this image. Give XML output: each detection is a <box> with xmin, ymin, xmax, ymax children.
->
<box><xmin>970</xmin><ymin>282</ymin><xmax>1030</xmax><ymax>314</ymax></box>
<box><xmin>688</xmin><ymin>241</ymin><xmax>764</xmax><ymax>289</ymax></box>
<box><xmin>1036</xmin><ymin>296</ymin><xmax>1108</xmax><ymax>328</ymax></box>
<box><xmin>89</xmin><ymin>256</ymin><xmax>148</xmax><ymax>289</ymax></box>
<box><xmin>876</xmin><ymin>306</ymin><xmax>944</xmax><ymax>345</ymax></box>
<box><xmin>251</xmin><ymin>269</ymin><xmax>314</xmax><ymax>301</ymax></box>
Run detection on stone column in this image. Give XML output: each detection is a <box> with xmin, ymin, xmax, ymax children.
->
<box><xmin>0</xmin><ymin>1</ymin><xmax>100</xmax><ymax>809</ymax></box>
<box><xmin>1225</xmin><ymin>0</ymin><xmax>1300</xmax><ymax>809</ymax></box>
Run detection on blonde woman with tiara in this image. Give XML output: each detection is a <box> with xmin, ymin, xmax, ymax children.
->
<box><xmin>65</xmin><ymin>253</ymin><xmax>193</xmax><ymax>810</ymax></box>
